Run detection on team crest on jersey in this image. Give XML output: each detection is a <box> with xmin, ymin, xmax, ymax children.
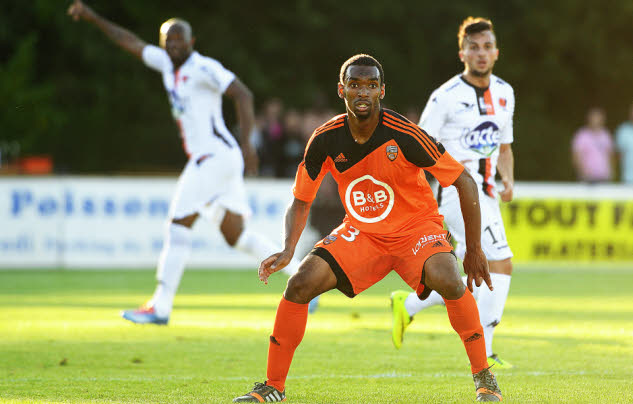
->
<box><xmin>460</xmin><ymin>121</ymin><xmax>500</xmax><ymax>156</ymax></box>
<box><xmin>499</xmin><ymin>98</ymin><xmax>507</xmax><ymax>107</ymax></box>
<box><xmin>345</xmin><ymin>175</ymin><xmax>395</xmax><ymax>223</ymax></box>
<box><xmin>323</xmin><ymin>235</ymin><xmax>337</xmax><ymax>245</ymax></box>
<box><xmin>386</xmin><ymin>145</ymin><xmax>398</xmax><ymax>161</ymax></box>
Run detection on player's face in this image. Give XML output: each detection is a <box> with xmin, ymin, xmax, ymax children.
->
<box><xmin>459</xmin><ymin>30</ymin><xmax>499</xmax><ymax>77</ymax></box>
<box><xmin>338</xmin><ymin>65</ymin><xmax>385</xmax><ymax>121</ymax></box>
<box><xmin>162</xmin><ymin>25</ymin><xmax>194</xmax><ymax>66</ymax></box>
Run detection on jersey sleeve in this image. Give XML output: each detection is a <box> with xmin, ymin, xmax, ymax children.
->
<box><xmin>391</xmin><ymin>122</ymin><xmax>464</xmax><ymax>186</ymax></box>
<box><xmin>142</xmin><ymin>45</ymin><xmax>169</xmax><ymax>72</ymax></box>
<box><xmin>199</xmin><ymin>58</ymin><xmax>236</xmax><ymax>93</ymax></box>
<box><xmin>292</xmin><ymin>134</ymin><xmax>330</xmax><ymax>202</ymax></box>
<box><xmin>425</xmin><ymin>151</ymin><xmax>465</xmax><ymax>188</ymax></box>
<box><xmin>499</xmin><ymin>87</ymin><xmax>515</xmax><ymax>144</ymax></box>
<box><xmin>418</xmin><ymin>89</ymin><xmax>448</xmax><ymax>140</ymax></box>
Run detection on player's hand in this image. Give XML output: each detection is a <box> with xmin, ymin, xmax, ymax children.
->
<box><xmin>258</xmin><ymin>250</ymin><xmax>293</xmax><ymax>284</ymax></box>
<box><xmin>243</xmin><ymin>145</ymin><xmax>259</xmax><ymax>176</ymax></box>
<box><xmin>499</xmin><ymin>179</ymin><xmax>513</xmax><ymax>202</ymax></box>
<box><xmin>67</xmin><ymin>0</ymin><xmax>93</xmax><ymax>22</ymax></box>
<box><xmin>463</xmin><ymin>247</ymin><xmax>493</xmax><ymax>292</ymax></box>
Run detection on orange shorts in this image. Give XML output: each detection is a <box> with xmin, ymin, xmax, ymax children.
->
<box><xmin>311</xmin><ymin>220</ymin><xmax>454</xmax><ymax>298</ymax></box>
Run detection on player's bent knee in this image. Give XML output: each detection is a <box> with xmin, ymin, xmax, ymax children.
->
<box><xmin>221</xmin><ymin>212</ymin><xmax>245</xmax><ymax>246</ymax></box>
<box><xmin>423</xmin><ymin>253</ymin><xmax>462</xmax><ymax>297</ymax></box>
<box><xmin>284</xmin><ymin>274</ymin><xmax>316</xmax><ymax>304</ymax></box>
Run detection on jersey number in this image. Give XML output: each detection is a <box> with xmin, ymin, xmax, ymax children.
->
<box><xmin>483</xmin><ymin>222</ymin><xmax>505</xmax><ymax>245</ymax></box>
<box><xmin>332</xmin><ymin>225</ymin><xmax>360</xmax><ymax>242</ymax></box>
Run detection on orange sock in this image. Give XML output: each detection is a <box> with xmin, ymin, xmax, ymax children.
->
<box><xmin>444</xmin><ymin>288</ymin><xmax>488</xmax><ymax>374</ymax></box>
<box><xmin>266</xmin><ymin>296</ymin><xmax>309</xmax><ymax>392</ymax></box>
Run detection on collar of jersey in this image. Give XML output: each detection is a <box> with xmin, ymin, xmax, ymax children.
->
<box><xmin>343</xmin><ymin>108</ymin><xmax>385</xmax><ymax>146</ymax></box>
<box><xmin>172</xmin><ymin>51</ymin><xmax>197</xmax><ymax>73</ymax></box>
<box><xmin>459</xmin><ymin>74</ymin><xmax>489</xmax><ymax>91</ymax></box>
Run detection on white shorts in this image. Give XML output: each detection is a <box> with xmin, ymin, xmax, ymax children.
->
<box><xmin>438</xmin><ymin>186</ymin><xmax>513</xmax><ymax>262</ymax></box>
<box><xmin>168</xmin><ymin>148</ymin><xmax>251</xmax><ymax>222</ymax></box>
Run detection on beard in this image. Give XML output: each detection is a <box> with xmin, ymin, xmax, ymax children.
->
<box><xmin>470</xmin><ymin>66</ymin><xmax>492</xmax><ymax>77</ymax></box>
<box><xmin>355</xmin><ymin>110</ymin><xmax>372</xmax><ymax>121</ymax></box>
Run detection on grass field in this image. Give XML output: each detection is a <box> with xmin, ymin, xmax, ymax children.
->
<box><xmin>1</xmin><ymin>267</ymin><xmax>632</xmax><ymax>403</ymax></box>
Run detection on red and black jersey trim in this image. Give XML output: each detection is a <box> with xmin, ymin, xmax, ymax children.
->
<box><xmin>478</xmin><ymin>158</ymin><xmax>494</xmax><ymax>197</ymax></box>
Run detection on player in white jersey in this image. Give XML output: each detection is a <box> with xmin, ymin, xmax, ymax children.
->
<box><xmin>68</xmin><ymin>0</ymin><xmax>317</xmax><ymax>324</ymax></box>
<box><xmin>391</xmin><ymin>17</ymin><xmax>515</xmax><ymax>368</ymax></box>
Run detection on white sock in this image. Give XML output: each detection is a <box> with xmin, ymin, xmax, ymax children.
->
<box><xmin>148</xmin><ymin>223</ymin><xmax>192</xmax><ymax>318</ymax></box>
<box><xmin>404</xmin><ymin>275</ymin><xmax>483</xmax><ymax>317</ymax></box>
<box><xmin>463</xmin><ymin>275</ymin><xmax>483</xmax><ymax>300</ymax></box>
<box><xmin>477</xmin><ymin>273</ymin><xmax>512</xmax><ymax>357</ymax></box>
<box><xmin>404</xmin><ymin>290</ymin><xmax>445</xmax><ymax>316</ymax></box>
<box><xmin>234</xmin><ymin>230</ymin><xmax>301</xmax><ymax>276</ymax></box>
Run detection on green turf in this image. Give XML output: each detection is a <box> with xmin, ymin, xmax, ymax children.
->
<box><xmin>1</xmin><ymin>267</ymin><xmax>632</xmax><ymax>403</ymax></box>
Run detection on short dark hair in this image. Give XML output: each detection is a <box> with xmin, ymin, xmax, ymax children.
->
<box><xmin>339</xmin><ymin>54</ymin><xmax>384</xmax><ymax>85</ymax></box>
<box><xmin>458</xmin><ymin>17</ymin><xmax>494</xmax><ymax>49</ymax></box>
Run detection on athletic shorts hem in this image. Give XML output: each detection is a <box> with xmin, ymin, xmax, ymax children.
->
<box><xmin>310</xmin><ymin>247</ymin><xmax>356</xmax><ymax>298</ymax></box>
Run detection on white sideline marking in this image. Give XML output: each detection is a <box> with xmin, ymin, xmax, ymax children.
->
<box><xmin>6</xmin><ymin>369</ymin><xmax>621</xmax><ymax>383</ymax></box>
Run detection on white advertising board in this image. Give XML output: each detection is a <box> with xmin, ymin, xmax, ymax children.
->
<box><xmin>0</xmin><ymin>177</ymin><xmax>317</xmax><ymax>269</ymax></box>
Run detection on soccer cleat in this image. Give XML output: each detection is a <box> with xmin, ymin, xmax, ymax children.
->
<box><xmin>308</xmin><ymin>295</ymin><xmax>320</xmax><ymax>314</ymax></box>
<box><xmin>473</xmin><ymin>367</ymin><xmax>503</xmax><ymax>402</ymax></box>
<box><xmin>390</xmin><ymin>290</ymin><xmax>412</xmax><ymax>349</ymax></box>
<box><xmin>233</xmin><ymin>382</ymin><xmax>286</xmax><ymax>402</ymax></box>
<box><xmin>121</xmin><ymin>305</ymin><xmax>168</xmax><ymax>325</ymax></box>
<box><xmin>488</xmin><ymin>354</ymin><xmax>514</xmax><ymax>369</ymax></box>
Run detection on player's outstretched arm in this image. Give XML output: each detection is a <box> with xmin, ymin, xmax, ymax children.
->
<box><xmin>67</xmin><ymin>0</ymin><xmax>147</xmax><ymax>60</ymax></box>
<box><xmin>225</xmin><ymin>78</ymin><xmax>258</xmax><ymax>175</ymax></box>
<box><xmin>451</xmin><ymin>170</ymin><xmax>492</xmax><ymax>292</ymax></box>
<box><xmin>258</xmin><ymin>198</ymin><xmax>311</xmax><ymax>284</ymax></box>
<box><xmin>497</xmin><ymin>143</ymin><xmax>514</xmax><ymax>202</ymax></box>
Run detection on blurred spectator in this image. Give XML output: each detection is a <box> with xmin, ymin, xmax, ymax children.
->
<box><xmin>404</xmin><ymin>106</ymin><xmax>421</xmax><ymax>124</ymax></box>
<box><xmin>301</xmin><ymin>108</ymin><xmax>325</xmax><ymax>144</ymax></box>
<box><xmin>258</xmin><ymin>98</ymin><xmax>286</xmax><ymax>177</ymax></box>
<box><xmin>571</xmin><ymin>107</ymin><xmax>614</xmax><ymax>183</ymax></box>
<box><xmin>282</xmin><ymin>109</ymin><xmax>305</xmax><ymax>177</ymax></box>
<box><xmin>615</xmin><ymin>102</ymin><xmax>633</xmax><ymax>184</ymax></box>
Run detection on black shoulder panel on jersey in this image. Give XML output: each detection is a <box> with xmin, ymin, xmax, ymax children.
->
<box><xmin>382</xmin><ymin>110</ymin><xmax>446</xmax><ymax>168</ymax></box>
<box><xmin>303</xmin><ymin>131</ymin><xmax>330</xmax><ymax>181</ymax></box>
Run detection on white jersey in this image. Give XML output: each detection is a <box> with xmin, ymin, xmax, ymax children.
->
<box><xmin>142</xmin><ymin>45</ymin><xmax>238</xmax><ymax>157</ymax></box>
<box><xmin>419</xmin><ymin>74</ymin><xmax>514</xmax><ymax>198</ymax></box>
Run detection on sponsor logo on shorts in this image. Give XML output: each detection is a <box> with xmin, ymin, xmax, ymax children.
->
<box><xmin>411</xmin><ymin>234</ymin><xmax>446</xmax><ymax>256</ymax></box>
<box><xmin>323</xmin><ymin>235</ymin><xmax>337</xmax><ymax>245</ymax></box>
<box><xmin>344</xmin><ymin>175</ymin><xmax>395</xmax><ymax>223</ymax></box>
<box><xmin>386</xmin><ymin>145</ymin><xmax>398</xmax><ymax>161</ymax></box>
<box><xmin>460</xmin><ymin>121</ymin><xmax>500</xmax><ymax>156</ymax></box>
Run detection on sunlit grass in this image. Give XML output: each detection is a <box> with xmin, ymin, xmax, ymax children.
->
<box><xmin>1</xmin><ymin>267</ymin><xmax>632</xmax><ymax>403</ymax></box>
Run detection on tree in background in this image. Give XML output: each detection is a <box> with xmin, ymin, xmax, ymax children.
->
<box><xmin>3</xmin><ymin>0</ymin><xmax>633</xmax><ymax>180</ymax></box>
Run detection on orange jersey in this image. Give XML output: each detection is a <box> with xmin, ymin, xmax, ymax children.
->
<box><xmin>293</xmin><ymin>109</ymin><xmax>465</xmax><ymax>236</ymax></box>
